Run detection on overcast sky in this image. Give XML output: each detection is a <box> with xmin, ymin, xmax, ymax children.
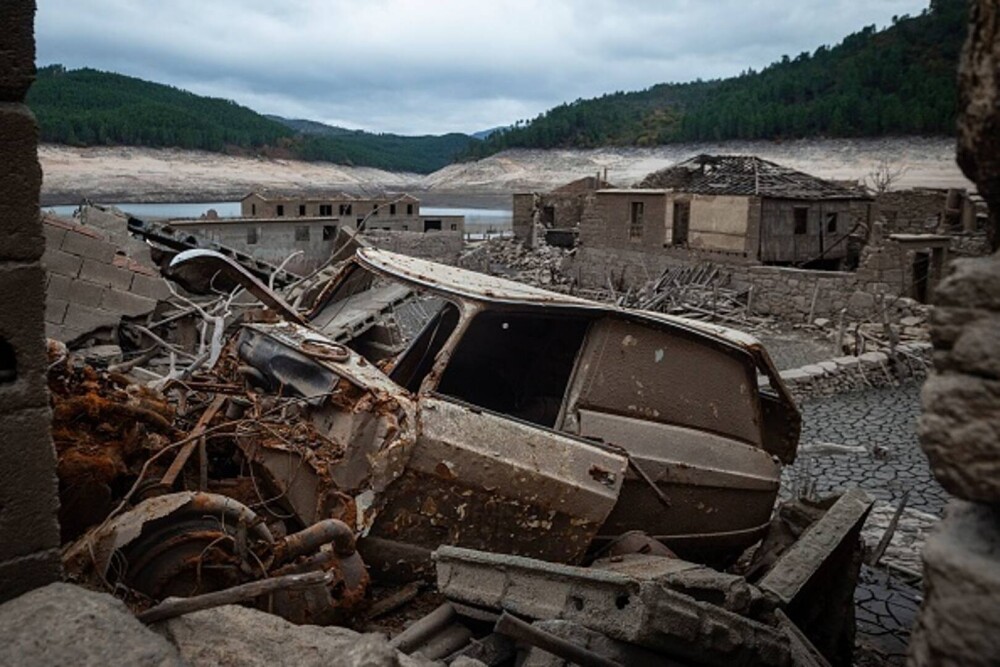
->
<box><xmin>37</xmin><ymin>0</ymin><xmax>930</xmax><ymax>136</ymax></box>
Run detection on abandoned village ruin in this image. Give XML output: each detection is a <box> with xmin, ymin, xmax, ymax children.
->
<box><xmin>0</xmin><ymin>0</ymin><xmax>999</xmax><ymax>666</ymax></box>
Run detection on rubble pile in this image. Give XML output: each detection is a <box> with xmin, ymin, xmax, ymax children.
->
<box><xmin>459</xmin><ymin>237</ymin><xmax>573</xmax><ymax>288</ymax></box>
<box><xmin>615</xmin><ymin>261</ymin><xmax>766</xmax><ymax>327</ymax></box>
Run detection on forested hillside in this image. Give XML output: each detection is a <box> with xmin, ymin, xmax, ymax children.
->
<box><xmin>28</xmin><ymin>67</ymin><xmax>476</xmax><ymax>173</ymax></box>
<box><xmin>465</xmin><ymin>0</ymin><xmax>966</xmax><ymax>158</ymax></box>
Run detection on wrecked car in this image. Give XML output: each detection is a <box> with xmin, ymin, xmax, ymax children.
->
<box><xmin>202</xmin><ymin>246</ymin><xmax>801</xmax><ymax>566</ymax></box>
<box><xmin>55</xmin><ymin>243</ymin><xmax>886</xmax><ymax>665</ymax></box>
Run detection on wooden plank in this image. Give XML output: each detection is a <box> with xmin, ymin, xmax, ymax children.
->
<box><xmin>759</xmin><ymin>488</ymin><xmax>874</xmax><ymax>606</ymax></box>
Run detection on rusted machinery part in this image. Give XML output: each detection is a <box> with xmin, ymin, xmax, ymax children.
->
<box><xmin>389</xmin><ymin>602</ymin><xmax>456</xmax><ymax>652</ymax></box>
<box><xmin>494</xmin><ymin>612</ymin><xmax>623</xmax><ymax>667</ymax></box>
<box><xmin>115</xmin><ymin>493</ymin><xmax>274</xmax><ymax>600</ymax></box>
<box><xmin>273</xmin><ymin>518</ymin><xmax>356</xmax><ymax>564</ymax></box>
<box><xmin>268</xmin><ymin>548</ymin><xmax>369</xmax><ymax>625</ymax></box>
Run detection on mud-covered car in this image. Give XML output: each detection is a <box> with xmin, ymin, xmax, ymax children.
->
<box><xmin>219</xmin><ymin>247</ymin><xmax>802</xmax><ymax>568</ymax></box>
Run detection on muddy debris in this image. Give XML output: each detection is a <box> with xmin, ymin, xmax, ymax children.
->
<box><xmin>51</xmin><ymin>233</ymin><xmax>885</xmax><ymax>666</ymax></box>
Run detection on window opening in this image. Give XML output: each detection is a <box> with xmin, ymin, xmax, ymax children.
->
<box><xmin>436</xmin><ymin>311</ymin><xmax>591</xmax><ymax>428</ymax></box>
<box><xmin>793</xmin><ymin>208</ymin><xmax>809</xmax><ymax>235</ymax></box>
<box><xmin>629</xmin><ymin>202</ymin><xmax>644</xmax><ymax>240</ymax></box>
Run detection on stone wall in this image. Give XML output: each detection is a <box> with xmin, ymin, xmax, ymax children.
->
<box><xmin>42</xmin><ymin>215</ymin><xmax>170</xmax><ymax>343</ymax></box>
<box><xmin>512</xmin><ymin>193</ymin><xmax>534</xmax><ymax>241</ymax></box>
<box><xmin>572</xmin><ymin>237</ymin><xmax>926</xmax><ymax>323</ymax></box>
<box><xmin>777</xmin><ymin>342</ymin><xmax>932</xmax><ymax>400</ymax></box>
<box><xmin>0</xmin><ymin>0</ymin><xmax>62</xmax><ymax>602</ymax></box>
<box><xmin>361</xmin><ymin>229</ymin><xmax>464</xmax><ymax>264</ymax></box>
<box><xmin>877</xmin><ymin>189</ymin><xmax>952</xmax><ymax>234</ymax></box>
<box><xmin>908</xmin><ymin>2</ymin><xmax>1000</xmax><ymax>664</ymax></box>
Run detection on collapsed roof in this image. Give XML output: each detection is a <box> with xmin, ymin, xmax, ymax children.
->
<box><xmin>637</xmin><ymin>154</ymin><xmax>870</xmax><ymax>200</ymax></box>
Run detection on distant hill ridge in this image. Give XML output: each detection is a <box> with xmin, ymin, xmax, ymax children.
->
<box><xmin>28</xmin><ymin>0</ymin><xmax>965</xmax><ymax>173</ymax></box>
<box><xmin>464</xmin><ymin>0</ymin><xmax>966</xmax><ymax>159</ymax></box>
<box><xmin>28</xmin><ymin>67</ymin><xmax>476</xmax><ymax>173</ymax></box>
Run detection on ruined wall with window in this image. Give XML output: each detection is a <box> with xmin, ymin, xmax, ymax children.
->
<box><xmin>0</xmin><ymin>0</ymin><xmax>63</xmax><ymax>602</ymax></box>
<box><xmin>580</xmin><ymin>191</ymin><xmax>668</xmax><ymax>253</ymax></box>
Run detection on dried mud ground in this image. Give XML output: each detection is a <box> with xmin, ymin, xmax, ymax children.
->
<box><xmin>787</xmin><ymin>381</ymin><xmax>939</xmax><ymax>666</ymax></box>
<box><xmin>39</xmin><ymin>136</ymin><xmax>969</xmax><ymax>205</ymax></box>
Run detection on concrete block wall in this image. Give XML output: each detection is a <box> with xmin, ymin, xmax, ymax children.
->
<box><xmin>0</xmin><ymin>0</ymin><xmax>62</xmax><ymax>602</ymax></box>
<box><xmin>41</xmin><ymin>215</ymin><xmax>169</xmax><ymax>343</ymax></box>
<box><xmin>908</xmin><ymin>3</ymin><xmax>1000</xmax><ymax>664</ymax></box>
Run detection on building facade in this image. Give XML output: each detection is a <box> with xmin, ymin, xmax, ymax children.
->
<box><xmin>240</xmin><ymin>192</ymin><xmax>464</xmax><ymax>234</ymax></box>
<box><xmin>582</xmin><ymin>155</ymin><xmax>872</xmax><ymax>270</ymax></box>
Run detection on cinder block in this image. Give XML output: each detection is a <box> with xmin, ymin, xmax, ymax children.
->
<box><xmin>42</xmin><ymin>220</ymin><xmax>66</xmax><ymax>249</ymax></box>
<box><xmin>79</xmin><ymin>258</ymin><xmax>133</xmax><ymax>291</ymax></box>
<box><xmin>60</xmin><ymin>229</ymin><xmax>115</xmax><ymax>264</ymax></box>
<box><xmin>41</xmin><ymin>248</ymin><xmax>82</xmax><ymax>278</ymax></box>
<box><xmin>44</xmin><ymin>298</ymin><xmax>67</xmax><ymax>324</ymax></box>
<box><xmin>0</xmin><ymin>106</ymin><xmax>43</xmax><ymax>261</ymax></box>
<box><xmin>0</xmin><ymin>406</ymin><xmax>60</xmax><ymax>562</ymax></box>
<box><xmin>66</xmin><ymin>279</ymin><xmax>104</xmax><ymax>308</ymax></box>
<box><xmin>0</xmin><ymin>263</ymin><xmax>49</xmax><ymax>415</ymax></box>
<box><xmin>129</xmin><ymin>272</ymin><xmax>171</xmax><ymax>300</ymax></box>
<box><xmin>63</xmin><ymin>302</ymin><xmax>118</xmax><ymax>334</ymax></box>
<box><xmin>920</xmin><ymin>373</ymin><xmax>1000</xmax><ymax>502</ymax></box>
<box><xmin>44</xmin><ymin>272</ymin><xmax>71</xmax><ymax>301</ymax></box>
<box><xmin>99</xmin><ymin>288</ymin><xmax>156</xmax><ymax>318</ymax></box>
<box><xmin>0</xmin><ymin>0</ymin><xmax>36</xmax><ymax>102</ymax></box>
<box><xmin>0</xmin><ymin>549</ymin><xmax>61</xmax><ymax>604</ymax></box>
<box><xmin>908</xmin><ymin>502</ymin><xmax>1000</xmax><ymax>667</ymax></box>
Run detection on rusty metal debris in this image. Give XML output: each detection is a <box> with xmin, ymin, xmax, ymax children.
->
<box><xmin>51</xmin><ymin>238</ymin><xmax>875</xmax><ymax>665</ymax></box>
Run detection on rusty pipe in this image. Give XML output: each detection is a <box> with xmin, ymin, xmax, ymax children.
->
<box><xmin>274</xmin><ymin>518</ymin><xmax>356</xmax><ymax>564</ymax></box>
<box><xmin>389</xmin><ymin>602</ymin><xmax>456</xmax><ymax>653</ymax></box>
<box><xmin>185</xmin><ymin>492</ymin><xmax>274</xmax><ymax>543</ymax></box>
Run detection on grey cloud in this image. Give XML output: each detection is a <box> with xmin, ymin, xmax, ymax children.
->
<box><xmin>36</xmin><ymin>0</ymin><xmax>930</xmax><ymax>135</ymax></box>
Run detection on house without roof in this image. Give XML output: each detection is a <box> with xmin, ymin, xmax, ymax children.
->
<box><xmin>512</xmin><ymin>174</ymin><xmax>613</xmax><ymax>247</ymax></box>
<box><xmin>583</xmin><ymin>155</ymin><xmax>873</xmax><ymax>269</ymax></box>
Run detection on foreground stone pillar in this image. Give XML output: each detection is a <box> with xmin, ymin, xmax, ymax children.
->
<box><xmin>0</xmin><ymin>0</ymin><xmax>62</xmax><ymax>601</ymax></box>
<box><xmin>908</xmin><ymin>2</ymin><xmax>1000</xmax><ymax>665</ymax></box>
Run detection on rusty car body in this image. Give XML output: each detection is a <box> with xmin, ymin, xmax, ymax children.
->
<box><xmin>224</xmin><ymin>247</ymin><xmax>801</xmax><ymax>567</ymax></box>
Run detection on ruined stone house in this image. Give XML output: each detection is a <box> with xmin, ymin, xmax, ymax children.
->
<box><xmin>585</xmin><ymin>155</ymin><xmax>873</xmax><ymax>270</ymax></box>
<box><xmin>512</xmin><ymin>175</ymin><xmax>611</xmax><ymax>246</ymax></box>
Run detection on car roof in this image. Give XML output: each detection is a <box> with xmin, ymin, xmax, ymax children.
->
<box><xmin>355</xmin><ymin>247</ymin><xmax>762</xmax><ymax>348</ymax></box>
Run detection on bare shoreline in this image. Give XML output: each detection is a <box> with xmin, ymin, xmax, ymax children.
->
<box><xmin>39</xmin><ymin>136</ymin><xmax>971</xmax><ymax>207</ymax></box>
